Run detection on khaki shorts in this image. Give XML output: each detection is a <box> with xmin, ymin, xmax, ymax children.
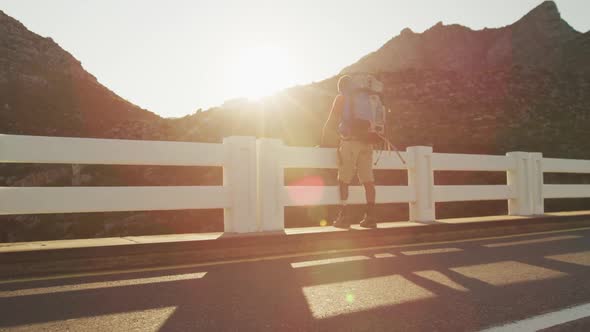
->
<box><xmin>337</xmin><ymin>140</ymin><xmax>375</xmax><ymax>184</ymax></box>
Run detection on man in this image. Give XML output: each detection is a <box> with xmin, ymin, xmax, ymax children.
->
<box><xmin>320</xmin><ymin>75</ymin><xmax>377</xmax><ymax>229</ymax></box>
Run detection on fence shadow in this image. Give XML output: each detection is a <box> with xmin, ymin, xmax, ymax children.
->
<box><xmin>0</xmin><ymin>230</ymin><xmax>588</xmax><ymax>331</ymax></box>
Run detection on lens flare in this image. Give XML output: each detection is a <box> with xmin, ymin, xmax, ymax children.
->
<box><xmin>346</xmin><ymin>293</ymin><xmax>355</xmax><ymax>303</ymax></box>
<box><xmin>287</xmin><ymin>175</ymin><xmax>325</xmax><ymax>206</ymax></box>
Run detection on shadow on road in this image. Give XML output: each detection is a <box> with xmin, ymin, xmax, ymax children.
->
<box><xmin>0</xmin><ymin>230</ymin><xmax>589</xmax><ymax>331</ymax></box>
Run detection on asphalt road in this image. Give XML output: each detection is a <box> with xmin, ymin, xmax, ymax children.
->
<box><xmin>1</xmin><ymin>228</ymin><xmax>589</xmax><ymax>331</ymax></box>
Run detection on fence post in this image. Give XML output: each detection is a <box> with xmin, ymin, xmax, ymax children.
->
<box><xmin>257</xmin><ymin>138</ymin><xmax>285</xmax><ymax>232</ymax></box>
<box><xmin>529</xmin><ymin>152</ymin><xmax>544</xmax><ymax>215</ymax></box>
<box><xmin>506</xmin><ymin>151</ymin><xmax>533</xmax><ymax>216</ymax></box>
<box><xmin>223</xmin><ymin>136</ymin><xmax>258</xmax><ymax>233</ymax></box>
<box><xmin>407</xmin><ymin>146</ymin><xmax>435</xmax><ymax>223</ymax></box>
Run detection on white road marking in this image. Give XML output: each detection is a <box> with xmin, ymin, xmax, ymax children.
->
<box><xmin>481</xmin><ymin>302</ymin><xmax>590</xmax><ymax>332</ymax></box>
<box><xmin>1</xmin><ymin>226</ymin><xmax>589</xmax><ymax>285</ymax></box>
<box><xmin>290</xmin><ymin>255</ymin><xmax>369</xmax><ymax>268</ymax></box>
<box><xmin>373</xmin><ymin>252</ymin><xmax>395</xmax><ymax>258</ymax></box>
<box><xmin>402</xmin><ymin>247</ymin><xmax>462</xmax><ymax>255</ymax></box>
<box><xmin>483</xmin><ymin>235</ymin><xmax>581</xmax><ymax>248</ymax></box>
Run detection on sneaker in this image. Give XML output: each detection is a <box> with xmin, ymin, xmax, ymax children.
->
<box><xmin>359</xmin><ymin>213</ymin><xmax>378</xmax><ymax>228</ymax></box>
<box><xmin>333</xmin><ymin>209</ymin><xmax>350</xmax><ymax>229</ymax></box>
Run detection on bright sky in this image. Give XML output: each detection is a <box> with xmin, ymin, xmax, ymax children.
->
<box><xmin>2</xmin><ymin>0</ymin><xmax>589</xmax><ymax>118</ymax></box>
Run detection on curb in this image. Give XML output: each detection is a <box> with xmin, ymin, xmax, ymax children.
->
<box><xmin>1</xmin><ymin>213</ymin><xmax>590</xmax><ymax>279</ymax></box>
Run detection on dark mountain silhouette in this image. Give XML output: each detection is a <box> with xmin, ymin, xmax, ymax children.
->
<box><xmin>341</xmin><ymin>1</ymin><xmax>586</xmax><ymax>74</ymax></box>
<box><xmin>0</xmin><ymin>9</ymin><xmax>172</xmax><ymax>139</ymax></box>
<box><xmin>1</xmin><ymin>1</ymin><xmax>589</xmax><ymax>241</ymax></box>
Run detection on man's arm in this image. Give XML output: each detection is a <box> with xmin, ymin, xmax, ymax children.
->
<box><xmin>321</xmin><ymin>95</ymin><xmax>343</xmax><ymax>147</ymax></box>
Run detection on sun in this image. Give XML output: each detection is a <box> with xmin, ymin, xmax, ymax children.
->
<box><xmin>228</xmin><ymin>46</ymin><xmax>297</xmax><ymax>99</ymax></box>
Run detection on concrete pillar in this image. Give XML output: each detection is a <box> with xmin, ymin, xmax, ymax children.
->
<box><xmin>529</xmin><ymin>152</ymin><xmax>544</xmax><ymax>215</ymax></box>
<box><xmin>223</xmin><ymin>136</ymin><xmax>258</xmax><ymax>233</ymax></box>
<box><xmin>506</xmin><ymin>151</ymin><xmax>533</xmax><ymax>216</ymax></box>
<box><xmin>257</xmin><ymin>138</ymin><xmax>285</xmax><ymax>232</ymax></box>
<box><xmin>407</xmin><ymin>146</ymin><xmax>435</xmax><ymax>223</ymax></box>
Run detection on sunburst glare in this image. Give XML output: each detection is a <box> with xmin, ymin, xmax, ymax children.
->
<box><xmin>226</xmin><ymin>45</ymin><xmax>298</xmax><ymax>100</ymax></box>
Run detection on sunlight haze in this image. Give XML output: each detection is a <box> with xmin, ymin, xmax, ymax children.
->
<box><xmin>2</xmin><ymin>0</ymin><xmax>589</xmax><ymax>117</ymax></box>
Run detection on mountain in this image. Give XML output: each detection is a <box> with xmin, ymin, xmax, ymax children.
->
<box><xmin>0</xmin><ymin>10</ymin><xmax>173</xmax><ymax>139</ymax></box>
<box><xmin>341</xmin><ymin>1</ymin><xmax>586</xmax><ymax>74</ymax></box>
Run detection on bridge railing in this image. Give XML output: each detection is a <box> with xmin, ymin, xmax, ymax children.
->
<box><xmin>0</xmin><ymin>134</ymin><xmax>258</xmax><ymax>233</ymax></box>
<box><xmin>2</xmin><ymin>134</ymin><xmax>590</xmax><ymax>234</ymax></box>
<box><xmin>256</xmin><ymin>139</ymin><xmax>414</xmax><ymax>230</ymax></box>
<box><xmin>259</xmin><ymin>141</ymin><xmax>518</xmax><ymax>229</ymax></box>
<box><xmin>543</xmin><ymin>158</ymin><xmax>590</xmax><ymax>202</ymax></box>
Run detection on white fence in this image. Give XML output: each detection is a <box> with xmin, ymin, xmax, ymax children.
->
<box><xmin>1</xmin><ymin>134</ymin><xmax>590</xmax><ymax>233</ymax></box>
<box><xmin>0</xmin><ymin>135</ymin><xmax>255</xmax><ymax>233</ymax></box>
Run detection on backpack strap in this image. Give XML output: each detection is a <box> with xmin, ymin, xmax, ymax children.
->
<box><xmin>341</xmin><ymin>92</ymin><xmax>354</xmax><ymax>121</ymax></box>
<box><xmin>338</xmin><ymin>93</ymin><xmax>353</xmax><ymax>139</ymax></box>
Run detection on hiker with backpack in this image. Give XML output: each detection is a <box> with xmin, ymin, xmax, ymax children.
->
<box><xmin>320</xmin><ymin>74</ymin><xmax>387</xmax><ymax>229</ymax></box>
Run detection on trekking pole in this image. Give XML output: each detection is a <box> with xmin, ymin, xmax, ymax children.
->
<box><xmin>383</xmin><ymin>105</ymin><xmax>406</xmax><ymax>166</ymax></box>
<box><xmin>377</xmin><ymin>134</ymin><xmax>406</xmax><ymax>165</ymax></box>
<box><xmin>390</xmin><ymin>142</ymin><xmax>406</xmax><ymax>165</ymax></box>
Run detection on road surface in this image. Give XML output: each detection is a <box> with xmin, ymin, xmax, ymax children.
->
<box><xmin>1</xmin><ymin>227</ymin><xmax>589</xmax><ymax>331</ymax></box>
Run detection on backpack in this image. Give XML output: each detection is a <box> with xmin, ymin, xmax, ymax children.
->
<box><xmin>338</xmin><ymin>74</ymin><xmax>387</xmax><ymax>144</ymax></box>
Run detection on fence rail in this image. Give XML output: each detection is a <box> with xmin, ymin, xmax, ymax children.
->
<box><xmin>2</xmin><ymin>134</ymin><xmax>590</xmax><ymax>233</ymax></box>
<box><xmin>543</xmin><ymin>158</ymin><xmax>590</xmax><ymax>174</ymax></box>
<box><xmin>0</xmin><ymin>186</ymin><xmax>229</xmax><ymax>215</ymax></box>
<box><xmin>282</xmin><ymin>186</ymin><xmax>414</xmax><ymax>207</ymax></box>
<box><xmin>279</xmin><ymin>146</ymin><xmax>411</xmax><ymax>170</ymax></box>
<box><xmin>431</xmin><ymin>153</ymin><xmax>514</xmax><ymax>171</ymax></box>
<box><xmin>0</xmin><ymin>134</ymin><xmax>226</xmax><ymax>166</ymax></box>
<box><xmin>544</xmin><ymin>185</ymin><xmax>590</xmax><ymax>199</ymax></box>
<box><xmin>433</xmin><ymin>185</ymin><xmax>514</xmax><ymax>203</ymax></box>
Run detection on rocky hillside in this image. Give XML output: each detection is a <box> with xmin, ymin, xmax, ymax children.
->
<box><xmin>341</xmin><ymin>1</ymin><xmax>587</xmax><ymax>74</ymax></box>
<box><xmin>0</xmin><ymin>9</ymin><xmax>175</xmax><ymax>139</ymax></box>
